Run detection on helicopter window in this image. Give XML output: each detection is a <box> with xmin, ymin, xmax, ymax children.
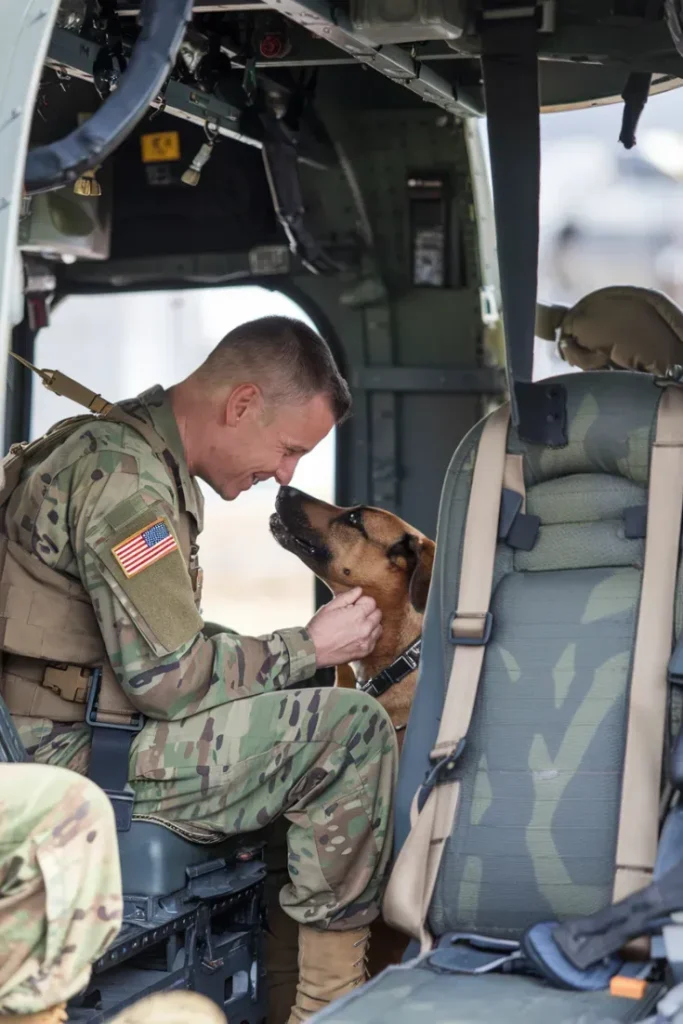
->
<box><xmin>30</xmin><ymin>285</ymin><xmax>336</xmax><ymax>635</ymax></box>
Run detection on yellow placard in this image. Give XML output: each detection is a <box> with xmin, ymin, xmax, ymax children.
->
<box><xmin>140</xmin><ymin>131</ymin><xmax>181</xmax><ymax>164</ymax></box>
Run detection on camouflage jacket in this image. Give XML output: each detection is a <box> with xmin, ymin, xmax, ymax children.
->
<box><xmin>9</xmin><ymin>385</ymin><xmax>316</xmax><ymax>768</ymax></box>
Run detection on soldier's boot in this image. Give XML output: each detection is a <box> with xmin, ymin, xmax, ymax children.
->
<box><xmin>9</xmin><ymin>1007</ymin><xmax>67</xmax><ymax>1024</ymax></box>
<box><xmin>108</xmin><ymin>992</ymin><xmax>226</xmax><ymax>1024</ymax></box>
<box><xmin>287</xmin><ymin>925</ymin><xmax>370</xmax><ymax>1023</ymax></box>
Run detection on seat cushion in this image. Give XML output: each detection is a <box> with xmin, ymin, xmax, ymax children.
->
<box><xmin>119</xmin><ymin>820</ymin><xmax>243</xmax><ymax>896</ymax></box>
<box><xmin>309</xmin><ymin>960</ymin><xmax>658</xmax><ymax>1024</ymax></box>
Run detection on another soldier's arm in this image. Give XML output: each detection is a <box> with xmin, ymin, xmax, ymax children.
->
<box><xmin>70</xmin><ymin>453</ymin><xmax>316</xmax><ymax>720</ymax></box>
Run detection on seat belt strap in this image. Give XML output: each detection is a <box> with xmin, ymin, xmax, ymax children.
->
<box><xmin>613</xmin><ymin>383</ymin><xmax>683</xmax><ymax>902</ymax></box>
<box><xmin>382</xmin><ymin>403</ymin><xmax>512</xmax><ymax>948</ymax></box>
<box><xmin>503</xmin><ymin>453</ymin><xmax>526</xmax><ymax>507</ymax></box>
<box><xmin>480</xmin><ymin>10</ymin><xmax>539</xmax><ymax>426</ymax></box>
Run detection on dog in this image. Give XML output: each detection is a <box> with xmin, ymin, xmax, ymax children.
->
<box><xmin>269</xmin><ymin>484</ymin><xmax>435</xmax><ymax>976</ymax></box>
<box><xmin>269</xmin><ymin>485</ymin><xmax>434</xmax><ymax>737</ymax></box>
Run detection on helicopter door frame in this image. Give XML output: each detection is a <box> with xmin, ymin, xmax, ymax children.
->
<box><xmin>0</xmin><ymin>0</ymin><xmax>62</xmax><ymax>431</ymax></box>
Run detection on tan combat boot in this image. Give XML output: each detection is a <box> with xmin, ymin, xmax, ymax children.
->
<box><xmin>287</xmin><ymin>925</ymin><xmax>370</xmax><ymax>1023</ymax></box>
<box><xmin>8</xmin><ymin>1007</ymin><xmax>67</xmax><ymax>1024</ymax></box>
<box><xmin>108</xmin><ymin>991</ymin><xmax>226</xmax><ymax>1024</ymax></box>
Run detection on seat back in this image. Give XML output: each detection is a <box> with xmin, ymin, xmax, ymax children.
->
<box><xmin>396</xmin><ymin>370</ymin><xmax>682</xmax><ymax>940</ymax></box>
<box><xmin>0</xmin><ymin>690</ymin><xmax>28</xmax><ymax>762</ymax></box>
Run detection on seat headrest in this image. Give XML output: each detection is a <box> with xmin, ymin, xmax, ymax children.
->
<box><xmin>536</xmin><ymin>286</ymin><xmax>683</xmax><ymax>376</ymax></box>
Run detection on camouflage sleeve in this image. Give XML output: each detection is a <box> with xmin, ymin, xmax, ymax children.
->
<box><xmin>67</xmin><ymin>443</ymin><xmax>317</xmax><ymax>720</ymax></box>
<box><xmin>0</xmin><ymin>764</ymin><xmax>122</xmax><ymax>1014</ymax></box>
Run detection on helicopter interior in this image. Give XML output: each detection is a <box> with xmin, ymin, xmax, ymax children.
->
<box><xmin>5</xmin><ymin>1</ymin><xmax>683</xmax><ymax>1022</ymax></box>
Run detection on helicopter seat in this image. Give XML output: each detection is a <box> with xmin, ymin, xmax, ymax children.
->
<box><xmin>83</xmin><ymin>815</ymin><xmax>268</xmax><ymax>1019</ymax></box>
<box><xmin>310</xmin><ymin>368</ymin><xmax>683</xmax><ymax>1024</ymax></box>
<box><xmin>0</xmin><ymin>694</ymin><xmax>267</xmax><ymax>1019</ymax></box>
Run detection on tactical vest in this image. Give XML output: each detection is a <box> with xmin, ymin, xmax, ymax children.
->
<box><xmin>0</xmin><ymin>397</ymin><xmax>202</xmax><ymax>732</ymax></box>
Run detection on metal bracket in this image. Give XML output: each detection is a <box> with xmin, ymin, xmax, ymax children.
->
<box><xmin>515</xmin><ymin>380</ymin><xmax>568</xmax><ymax>447</ymax></box>
<box><xmin>258</xmin><ymin>0</ymin><xmax>484</xmax><ymax>118</ymax></box>
<box><xmin>26</xmin><ymin>0</ymin><xmax>194</xmax><ymax>193</ymax></box>
<box><xmin>46</xmin><ymin>28</ymin><xmax>331</xmax><ymax>169</ymax></box>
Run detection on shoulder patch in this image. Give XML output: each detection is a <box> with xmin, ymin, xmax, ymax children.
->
<box><xmin>90</xmin><ymin>499</ymin><xmax>203</xmax><ymax>655</ymax></box>
<box><xmin>112</xmin><ymin>517</ymin><xmax>178</xmax><ymax>578</ymax></box>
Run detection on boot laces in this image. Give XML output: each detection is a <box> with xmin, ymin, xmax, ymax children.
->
<box><xmin>352</xmin><ymin>935</ymin><xmax>368</xmax><ymax>974</ymax></box>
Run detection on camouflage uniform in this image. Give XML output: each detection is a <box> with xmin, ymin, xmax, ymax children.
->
<box><xmin>9</xmin><ymin>386</ymin><xmax>398</xmax><ymax>931</ymax></box>
<box><xmin>0</xmin><ymin>763</ymin><xmax>122</xmax><ymax>1014</ymax></box>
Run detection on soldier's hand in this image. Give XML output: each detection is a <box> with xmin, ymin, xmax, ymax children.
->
<box><xmin>306</xmin><ymin>587</ymin><xmax>382</xmax><ymax>668</ymax></box>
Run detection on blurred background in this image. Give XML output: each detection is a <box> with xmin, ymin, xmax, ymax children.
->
<box><xmin>31</xmin><ymin>88</ymin><xmax>683</xmax><ymax>635</ymax></box>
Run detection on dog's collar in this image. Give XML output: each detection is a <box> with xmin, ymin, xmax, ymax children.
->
<box><xmin>357</xmin><ymin>637</ymin><xmax>422</xmax><ymax>699</ymax></box>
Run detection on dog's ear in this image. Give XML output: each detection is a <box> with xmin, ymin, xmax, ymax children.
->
<box><xmin>408</xmin><ymin>538</ymin><xmax>435</xmax><ymax>612</ymax></box>
<box><xmin>389</xmin><ymin>534</ymin><xmax>435</xmax><ymax>613</ymax></box>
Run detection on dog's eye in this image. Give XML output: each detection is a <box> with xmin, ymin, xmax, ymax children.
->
<box><xmin>346</xmin><ymin>509</ymin><xmax>362</xmax><ymax>528</ymax></box>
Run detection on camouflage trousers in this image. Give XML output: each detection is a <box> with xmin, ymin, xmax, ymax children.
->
<box><xmin>0</xmin><ymin>764</ymin><xmax>123</xmax><ymax>1015</ymax></box>
<box><xmin>130</xmin><ymin>686</ymin><xmax>399</xmax><ymax>930</ymax></box>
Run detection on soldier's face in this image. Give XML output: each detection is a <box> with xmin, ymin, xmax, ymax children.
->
<box><xmin>202</xmin><ymin>387</ymin><xmax>336</xmax><ymax>500</ymax></box>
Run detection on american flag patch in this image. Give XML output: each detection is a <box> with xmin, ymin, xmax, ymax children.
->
<box><xmin>112</xmin><ymin>518</ymin><xmax>178</xmax><ymax>578</ymax></box>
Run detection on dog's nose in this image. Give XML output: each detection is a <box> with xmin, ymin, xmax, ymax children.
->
<box><xmin>275</xmin><ymin>485</ymin><xmax>302</xmax><ymax>512</ymax></box>
<box><xmin>278</xmin><ymin>485</ymin><xmax>301</xmax><ymax>501</ymax></box>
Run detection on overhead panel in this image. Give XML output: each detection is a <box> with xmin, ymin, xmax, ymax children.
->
<box><xmin>258</xmin><ymin>0</ymin><xmax>484</xmax><ymax>117</ymax></box>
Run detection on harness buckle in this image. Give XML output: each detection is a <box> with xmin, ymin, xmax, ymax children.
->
<box><xmin>85</xmin><ymin>667</ymin><xmax>144</xmax><ymax>733</ymax></box>
<box><xmin>449</xmin><ymin>611</ymin><xmax>493</xmax><ymax>646</ymax></box>
<box><xmin>359</xmin><ymin>638</ymin><xmax>422</xmax><ymax>699</ymax></box>
<box><xmin>417</xmin><ymin>739</ymin><xmax>467</xmax><ymax>811</ymax></box>
<box><xmin>43</xmin><ymin>663</ymin><xmax>91</xmax><ymax>703</ymax></box>
<box><xmin>401</xmin><ymin>647</ymin><xmax>421</xmax><ymax>672</ymax></box>
<box><xmin>106</xmin><ymin>786</ymin><xmax>136</xmax><ymax>832</ymax></box>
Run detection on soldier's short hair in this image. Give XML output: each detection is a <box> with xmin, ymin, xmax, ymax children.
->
<box><xmin>198</xmin><ymin>316</ymin><xmax>351</xmax><ymax>424</ymax></box>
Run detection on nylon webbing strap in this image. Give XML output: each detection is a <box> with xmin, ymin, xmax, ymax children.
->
<box><xmin>9</xmin><ymin>354</ymin><xmax>114</xmax><ymax>415</ymax></box>
<box><xmin>481</xmin><ymin>13</ymin><xmax>540</xmax><ymax>427</ymax></box>
<box><xmin>104</xmin><ymin>404</ymin><xmax>168</xmax><ymax>456</ymax></box>
<box><xmin>503</xmin><ymin>453</ymin><xmax>526</xmax><ymax>511</ymax></box>
<box><xmin>382</xmin><ymin>403</ymin><xmax>512</xmax><ymax>948</ymax></box>
<box><xmin>613</xmin><ymin>384</ymin><xmax>683</xmax><ymax>903</ymax></box>
<box><xmin>8</xmin><ymin>356</ymin><xmax>168</xmax><ymax>459</ymax></box>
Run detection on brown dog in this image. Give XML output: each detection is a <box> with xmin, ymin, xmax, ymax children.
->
<box><xmin>270</xmin><ymin>485</ymin><xmax>434</xmax><ymax>735</ymax></box>
<box><xmin>270</xmin><ymin>484</ymin><xmax>435</xmax><ymax>976</ymax></box>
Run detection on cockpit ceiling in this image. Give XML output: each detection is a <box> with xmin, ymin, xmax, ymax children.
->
<box><xmin>45</xmin><ymin>1</ymin><xmax>683</xmax><ymax>134</ymax></box>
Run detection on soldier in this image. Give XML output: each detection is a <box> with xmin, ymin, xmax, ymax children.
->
<box><xmin>0</xmin><ymin>763</ymin><xmax>120</xmax><ymax>1022</ymax></box>
<box><xmin>0</xmin><ymin>765</ymin><xmax>243</xmax><ymax>1024</ymax></box>
<box><xmin>0</xmin><ymin>316</ymin><xmax>398</xmax><ymax>1024</ymax></box>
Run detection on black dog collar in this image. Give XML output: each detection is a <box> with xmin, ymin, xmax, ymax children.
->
<box><xmin>358</xmin><ymin>637</ymin><xmax>422</xmax><ymax>699</ymax></box>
